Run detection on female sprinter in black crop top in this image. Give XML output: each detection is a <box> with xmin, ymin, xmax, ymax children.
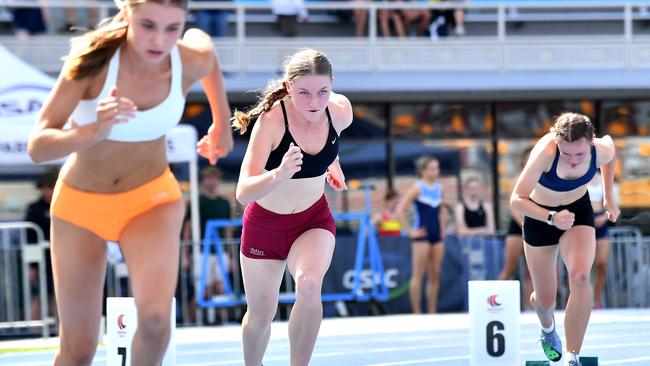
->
<box><xmin>511</xmin><ymin>112</ymin><xmax>618</xmax><ymax>366</ymax></box>
<box><xmin>232</xmin><ymin>49</ymin><xmax>353</xmax><ymax>366</ymax></box>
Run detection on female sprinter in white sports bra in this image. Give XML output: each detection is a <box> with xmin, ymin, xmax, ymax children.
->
<box><xmin>27</xmin><ymin>1</ymin><xmax>232</xmax><ymax>364</ymax></box>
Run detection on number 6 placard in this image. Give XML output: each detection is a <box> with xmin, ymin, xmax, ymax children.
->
<box><xmin>469</xmin><ymin>281</ymin><xmax>520</xmax><ymax>366</ymax></box>
<box><xmin>106</xmin><ymin>297</ymin><xmax>176</xmax><ymax>366</ymax></box>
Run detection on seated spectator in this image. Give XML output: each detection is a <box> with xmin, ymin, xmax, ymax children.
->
<box><xmin>428</xmin><ymin>0</ymin><xmax>465</xmax><ymax>40</ymax></box>
<box><xmin>379</xmin><ymin>1</ymin><xmax>406</xmax><ymax>38</ymax></box>
<box><xmin>354</xmin><ymin>0</ymin><xmax>406</xmax><ymax>38</ymax></box>
<box><xmin>454</xmin><ymin>176</ymin><xmax>495</xmax><ymax>236</ymax></box>
<box><xmin>372</xmin><ymin>189</ymin><xmax>403</xmax><ymax>236</ymax></box>
<box><xmin>352</xmin><ymin>0</ymin><xmax>369</xmax><ymax>37</ymax></box>
<box><xmin>447</xmin><ymin>0</ymin><xmax>465</xmax><ymax>36</ymax></box>
<box><xmin>61</xmin><ymin>7</ymin><xmax>99</xmax><ymax>33</ymax></box>
<box><xmin>192</xmin><ymin>0</ymin><xmax>230</xmax><ymax>37</ymax></box>
<box><xmin>24</xmin><ymin>167</ymin><xmax>59</xmax><ymax>322</ymax></box>
<box><xmin>13</xmin><ymin>6</ymin><xmax>47</xmax><ymax>38</ymax></box>
<box><xmin>271</xmin><ymin>0</ymin><xmax>308</xmax><ymax>37</ymax></box>
<box><xmin>398</xmin><ymin>0</ymin><xmax>431</xmax><ymax>37</ymax></box>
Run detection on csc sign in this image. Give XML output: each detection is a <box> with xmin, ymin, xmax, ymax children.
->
<box><xmin>342</xmin><ymin>268</ymin><xmax>399</xmax><ymax>290</ymax></box>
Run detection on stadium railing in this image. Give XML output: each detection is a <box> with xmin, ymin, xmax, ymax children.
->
<box><xmin>1</xmin><ymin>1</ymin><xmax>650</xmax><ymax>75</ymax></box>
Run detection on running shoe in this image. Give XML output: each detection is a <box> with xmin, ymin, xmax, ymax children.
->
<box><xmin>540</xmin><ymin>327</ymin><xmax>562</xmax><ymax>362</ymax></box>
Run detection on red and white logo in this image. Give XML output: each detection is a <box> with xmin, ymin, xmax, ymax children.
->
<box><xmin>487</xmin><ymin>294</ymin><xmax>502</xmax><ymax>313</ymax></box>
<box><xmin>117</xmin><ymin>314</ymin><xmax>127</xmax><ymax>330</ymax></box>
<box><xmin>487</xmin><ymin>294</ymin><xmax>501</xmax><ymax>307</ymax></box>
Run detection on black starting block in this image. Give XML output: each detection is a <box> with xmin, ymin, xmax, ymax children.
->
<box><xmin>525</xmin><ymin>357</ymin><xmax>597</xmax><ymax>366</ymax></box>
<box><xmin>579</xmin><ymin>357</ymin><xmax>598</xmax><ymax>365</ymax></box>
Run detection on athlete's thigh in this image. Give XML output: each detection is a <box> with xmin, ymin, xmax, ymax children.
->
<box><xmin>411</xmin><ymin>241</ymin><xmax>431</xmax><ymax>277</ymax></box>
<box><xmin>240</xmin><ymin>254</ymin><xmax>286</xmax><ymax>311</ymax></box>
<box><xmin>595</xmin><ymin>237</ymin><xmax>611</xmax><ymax>265</ymax></box>
<box><xmin>524</xmin><ymin>243</ymin><xmax>559</xmax><ymax>295</ymax></box>
<box><xmin>287</xmin><ymin>228</ymin><xmax>335</xmax><ymax>279</ymax></box>
<box><xmin>51</xmin><ymin>217</ymin><xmax>107</xmax><ymax>342</ymax></box>
<box><xmin>427</xmin><ymin>242</ymin><xmax>445</xmax><ymax>273</ymax></box>
<box><xmin>559</xmin><ymin>226</ymin><xmax>596</xmax><ymax>274</ymax></box>
<box><xmin>120</xmin><ymin>199</ymin><xmax>184</xmax><ymax>310</ymax></box>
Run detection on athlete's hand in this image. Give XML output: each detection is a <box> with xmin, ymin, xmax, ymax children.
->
<box><xmin>89</xmin><ymin>86</ymin><xmax>136</xmax><ymax>142</ymax></box>
<box><xmin>326</xmin><ymin>160</ymin><xmax>348</xmax><ymax>191</ymax></box>
<box><xmin>604</xmin><ymin>199</ymin><xmax>620</xmax><ymax>223</ymax></box>
<box><xmin>197</xmin><ymin>123</ymin><xmax>234</xmax><ymax>165</ymax></box>
<box><xmin>552</xmin><ymin>209</ymin><xmax>575</xmax><ymax>230</ymax></box>
<box><xmin>407</xmin><ymin>227</ymin><xmax>427</xmax><ymax>239</ymax></box>
<box><xmin>276</xmin><ymin>142</ymin><xmax>302</xmax><ymax>180</ymax></box>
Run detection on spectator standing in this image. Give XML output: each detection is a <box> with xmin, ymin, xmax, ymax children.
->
<box><xmin>372</xmin><ymin>189</ymin><xmax>402</xmax><ymax>236</ymax></box>
<box><xmin>454</xmin><ymin>176</ymin><xmax>495</xmax><ymax>236</ymax></box>
<box><xmin>395</xmin><ymin>155</ymin><xmax>446</xmax><ymax>314</ymax></box>
<box><xmin>181</xmin><ymin>166</ymin><xmax>233</xmax><ymax>323</ymax></box>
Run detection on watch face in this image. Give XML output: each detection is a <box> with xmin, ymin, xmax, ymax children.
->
<box><xmin>547</xmin><ymin>212</ymin><xmax>555</xmax><ymax>224</ymax></box>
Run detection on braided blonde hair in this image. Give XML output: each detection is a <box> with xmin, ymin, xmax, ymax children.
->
<box><xmin>232</xmin><ymin>49</ymin><xmax>332</xmax><ymax>134</ymax></box>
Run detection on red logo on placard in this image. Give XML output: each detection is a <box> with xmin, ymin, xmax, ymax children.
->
<box><xmin>117</xmin><ymin>314</ymin><xmax>127</xmax><ymax>330</ymax></box>
<box><xmin>487</xmin><ymin>294</ymin><xmax>503</xmax><ymax>313</ymax></box>
<box><xmin>487</xmin><ymin>294</ymin><xmax>501</xmax><ymax>307</ymax></box>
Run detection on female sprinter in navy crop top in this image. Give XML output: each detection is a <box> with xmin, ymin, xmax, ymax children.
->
<box><xmin>511</xmin><ymin>112</ymin><xmax>619</xmax><ymax>366</ymax></box>
<box><xmin>231</xmin><ymin>48</ymin><xmax>353</xmax><ymax>366</ymax></box>
<box><xmin>27</xmin><ymin>1</ymin><xmax>232</xmax><ymax>364</ymax></box>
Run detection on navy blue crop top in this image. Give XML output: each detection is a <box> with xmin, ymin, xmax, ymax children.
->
<box><xmin>264</xmin><ymin>100</ymin><xmax>339</xmax><ymax>179</ymax></box>
<box><xmin>538</xmin><ymin>145</ymin><xmax>597</xmax><ymax>192</ymax></box>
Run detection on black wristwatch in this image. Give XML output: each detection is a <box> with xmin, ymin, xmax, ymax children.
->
<box><xmin>546</xmin><ymin>210</ymin><xmax>557</xmax><ymax>225</ymax></box>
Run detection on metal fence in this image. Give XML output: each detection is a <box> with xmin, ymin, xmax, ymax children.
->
<box><xmin>454</xmin><ymin>226</ymin><xmax>650</xmax><ymax>309</ymax></box>
<box><xmin>604</xmin><ymin>226</ymin><xmax>649</xmax><ymax>308</ymax></box>
<box><xmin>0</xmin><ymin>222</ymin><xmax>54</xmax><ymax>338</ymax></box>
<box><xmin>1</xmin><ymin>221</ymin><xmax>648</xmax><ymax>339</ymax></box>
<box><xmin>195</xmin><ymin>212</ymin><xmax>389</xmax><ymax>310</ymax></box>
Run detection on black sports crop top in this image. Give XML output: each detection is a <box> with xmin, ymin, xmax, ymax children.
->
<box><xmin>264</xmin><ymin>100</ymin><xmax>339</xmax><ymax>179</ymax></box>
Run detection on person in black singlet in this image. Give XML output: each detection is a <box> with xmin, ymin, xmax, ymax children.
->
<box><xmin>454</xmin><ymin>176</ymin><xmax>495</xmax><ymax>236</ymax></box>
<box><xmin>232</xmin><ymin>49</ymin><xmax>353</xmax><ymax>366</ymax></box>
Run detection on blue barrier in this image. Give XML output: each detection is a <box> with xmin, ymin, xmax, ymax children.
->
<box><xmin>196</xmin><ymin>209</ymin><xmax>388</xmax><ymax>309</ymax></box>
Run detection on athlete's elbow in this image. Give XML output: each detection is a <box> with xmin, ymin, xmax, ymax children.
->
<box><xmin>235</xmin><ymin>187</ymin><xmax>250</xmax><ymax>206</ymax></box>
<box><xmin>509</xmin><ymin>194</ymin><xmax>521</xmax><ymax>210</ymax></box>
<box><xmin>27</xmin><ymin>140</ymin><xmax>46</xmax><ymax>164</ymax></box>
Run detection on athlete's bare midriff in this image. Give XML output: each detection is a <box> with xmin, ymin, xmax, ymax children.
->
<box><xmin>60</xmin><ymin>137</ymin><xmax>169</xmax><ymax>194</ymax></box>
<box><xmin>530</xmin><ymin>185</ymin><xmax>589</xmax><ymax>207</ymax></box>
<box><xmin>256</xmin><ymin>172</ymin><xmax>328</xmax><ymax>214</ymax></box>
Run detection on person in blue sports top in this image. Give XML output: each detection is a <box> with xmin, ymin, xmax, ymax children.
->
<box><xmin>511</xmin><ymin>112</ymin><xmax>619</xmax><ymax>366</ymax></box>
<box><xmin>395</xmin><ymin>155</ymin><xmax>446</xmax><ymax>314</ymax></box>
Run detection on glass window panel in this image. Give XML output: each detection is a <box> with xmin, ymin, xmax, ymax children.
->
<box><xmin>497</xmin><ymin>100</ymin><xmax>596</xmax><ymax>138</ymax></box>
<box><xmin>602</xmin><ymin>100</ymin><xmax>650</xmax><ymax>137</ymax></box>
<box><xmin>392</xmin><ymin>102</ymin><xmax>491</xmax><ymax>139</ymax></box>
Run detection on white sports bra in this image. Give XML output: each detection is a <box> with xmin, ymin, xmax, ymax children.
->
<box><xmin>69</xmin><ymin>46</ymin><xmax>185</xmax><ymax>142</ymax></box>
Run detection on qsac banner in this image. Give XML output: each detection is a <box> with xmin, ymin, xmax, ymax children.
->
<box><xmin>0</xmin><ymin>45</ymin><xmax>197</xmax><ymax>166</ymax></box>
<box><xmin>0</xmin><ymin>45</ymin><xmax>55</xmax><ymax>165</ymax></box>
